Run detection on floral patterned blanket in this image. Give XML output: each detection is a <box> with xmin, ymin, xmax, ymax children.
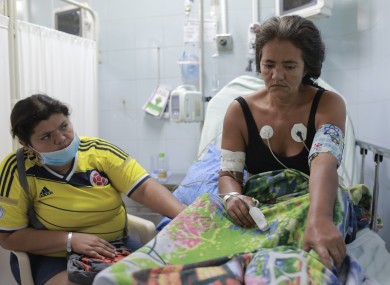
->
<box><xmin>93</xmin><ymin>169</ymin><xmax>375</xmax><ymax>285</ymax></box>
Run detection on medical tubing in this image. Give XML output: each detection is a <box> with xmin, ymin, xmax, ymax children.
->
<box><xmin>339</xmin><ymin>161</ymin><xmax>352</xmax><ymax>186</ymax></box>
<box><xmin>178</xmin><ymin>179</ymin><xmax>218</xmax><ymax>187</ymax></box>
<box><xmin>167</xmin><ymin>179</ymin><xmax>218</xmax><ymax>193</ymax></box>
<box><xmin>222</xmin><ymin>169</ymin><xmax>243</xmax><ymax>184</ymax></box>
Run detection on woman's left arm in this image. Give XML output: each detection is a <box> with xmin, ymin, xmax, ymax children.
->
<box><xmin>130</xmin><ymin>178</ymin><xmax>186</xmax><ymax>219</ymax></box>
<box><xmin>303</xmin><ymin>155</ymin><xmax>346</xmax><ymax>269</ymax></box>
<box><xmin>102</xmin><ymin>141</ymin><xmax>186</xmax><ymax>219</ymax></box>
<box><xmin>302</xmin><ymin>90</ymin><xmax>347</xmax><ymax>269</ymax></box>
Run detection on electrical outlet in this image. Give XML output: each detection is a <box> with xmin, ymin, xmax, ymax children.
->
<box><xmin>215</xmin><ymin>34</ymin><xmax>233</xmax><ymax>51</ymax></box>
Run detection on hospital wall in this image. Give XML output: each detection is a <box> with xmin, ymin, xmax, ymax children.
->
<box><xmin>90</xmin><ymin>0</ymin><xmax>267</xmax><ymax>174</ymax></box>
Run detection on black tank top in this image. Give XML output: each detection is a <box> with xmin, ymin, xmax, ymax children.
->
<box><xmin>235</xmin><ymin>88</ymin><xmax>325</xmax><ymax>175</ymax></box>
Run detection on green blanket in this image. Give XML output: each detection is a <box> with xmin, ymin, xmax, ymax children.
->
<box><xmin>93</xmin><ymin>169</ymin><xmax>372</xmax><ymax>284</ymax></box>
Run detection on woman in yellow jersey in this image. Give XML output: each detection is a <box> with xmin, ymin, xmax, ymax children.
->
<box><xmin>0</xmin><ymin>94</ymin><xmax>186</xmax><ymax>285</ymax></box>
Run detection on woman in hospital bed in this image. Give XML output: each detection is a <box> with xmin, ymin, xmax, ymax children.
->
<box><xmin>219</xmin><ymin>15</ymin><xmax>347</xmax><ymax>271</ymax></box>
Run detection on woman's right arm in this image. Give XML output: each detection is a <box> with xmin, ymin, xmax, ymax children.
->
<box><xmin>0</xmin><ymin>229</ymin><xmax>68</xmax><ymax>255</ymax></box>
<box><xmin>0</xmin><ymin>229</ymin><xmax>116</xmax><ymax>259</ymax></box>
<box><xmin>218</xmin><ymin>101</ymin><xmax>246</xmax><ymax>194</ymax></box>
<box><xmin>218</xmin><ymin>100</ymin><xmax>255</xmax><ymax>227</ymax></box>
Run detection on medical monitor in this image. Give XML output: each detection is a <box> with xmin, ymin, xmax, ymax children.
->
<box><xmin>275</xmin><ymin>0</ymin><xmax>333</xmax><ymax>20</ymax></box>
<box><xmin>54</xmin><ymin>5</ymin><xmax>93</xmax><ymax>39</ymax></box>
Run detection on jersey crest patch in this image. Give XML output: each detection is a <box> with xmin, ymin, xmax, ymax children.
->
<box><xmin>90</xmin><ymin>170</ymin><xmax>109</xmax><ymax>186</ymax></box>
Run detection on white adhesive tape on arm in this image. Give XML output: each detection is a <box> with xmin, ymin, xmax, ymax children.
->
<box><xmin>220</xmin><ymin>149</ymin><xmax>246</xmax><ymax>172</ymax></box>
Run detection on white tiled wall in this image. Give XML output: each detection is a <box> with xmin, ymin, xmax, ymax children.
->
<box><xmin>92</xmin><ymin>0</ymin><xmax>259</xmax><ymax>174</ymax></box>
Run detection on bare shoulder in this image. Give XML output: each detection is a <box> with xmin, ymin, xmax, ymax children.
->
<box><xmin>321</xmin><ymin>89</ymin><xmax>346</xmax><ymax>108</ymax></box>
<box><xmin>224</xmin><ymin>89</ymin><xmax>265</xmax><ymax>121</ymax></box>
<box><xmin>223</xmin><ymin>98</ymin><xmax>244</xmax><ymax>127</ymax></box>
<box><xmin>316</xmin><ymin>89</ymin><xmax>347</xmax><ymax>129</ymax></box>
<box><xmin>222</xmin><ymin>97</ymin><xmax>248</xmax><ymax>150</ymax></box>
<box><xmin>225</xmin><ymin>93</ymin><xmax>254</xmax><ymax>113</ymax></box>
<box><xmin>225</xmin><ymin>97</ymin><xmax>243</xmax><ymax>117</ymax></box>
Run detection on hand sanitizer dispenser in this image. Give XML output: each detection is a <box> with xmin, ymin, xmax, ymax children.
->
<box><xmin>169</xmin><ymin>85</ymin><xmax>204</xmax><ymax>122</ymax></box>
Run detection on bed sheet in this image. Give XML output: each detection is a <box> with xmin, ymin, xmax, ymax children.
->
<box><xmin>94</xmin><ymin>166</ymin><xmax>379</xmax><ymax>284</ymax></box>
<box><xmin>347</xmin><ymin>228</ymin><xmax>390</xmax><ymax>284</ymax></box>
<box><xmin>154</xmin><ymin>143</ymin><xmax>388</xmax><ymax>284</ymax></box>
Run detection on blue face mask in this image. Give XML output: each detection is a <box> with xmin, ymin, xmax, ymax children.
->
<box><xmin>33</xmin><ymin>134</ymin><xmax>80</xmax><ymax>166</ymax></box>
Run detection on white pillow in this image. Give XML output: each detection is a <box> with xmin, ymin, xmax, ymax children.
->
<box><xmin>198</xmin><ymin>75</ymin><xmax>264</xmax><ymax>159</ymax></box>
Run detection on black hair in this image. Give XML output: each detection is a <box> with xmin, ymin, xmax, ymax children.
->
<box><xmin>11</xmin><ymin>94</ymin><xmax>70</xmax><ymax>145</ymax></box>
<box><xmin>255</xmin><ymin>15</ymin><xmax>325</xmax><ymax>85</ymax></box>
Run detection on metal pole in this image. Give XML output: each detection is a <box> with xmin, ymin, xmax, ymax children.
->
<box><xmin>7</xmin><ymin>0</ymin><xmax>20</xmax><ymax>103</ymax></box>
<box><xmin>220</xmin><ymin>0</ymin><xmax>227</xmax><ymax>34</ymax></box>
<box><xmin>7</xmin><ymin>0</ymin><xmax>21</xmax><ymax>151</ymax></box>
<box><xmin>359</xmin><ymin>147</ymin><xmax>367</xmax><ymax>184</ymax></box>
<box><xmin>198</xmin><ymin>0</ymin><xmax>205</xmax><ymax>124</ymax></box>
<box><xmin>252</xmin><ymin>0</ymin><xmax>259</xmax><ymax>23</ymax></box>
<box><xmin>199</xmin><ymin>0</ymin><xmax>204</xmax><ymax>97</ymax></box>
<box><xmin>355</xmin><ymin>140</ymin><xmax>390</xmax><ymax>231</ymax></box>
<box><xmin>370</xmin><ymin>153</ymin><xmax>383</xmax><ymax>231</ymax></box>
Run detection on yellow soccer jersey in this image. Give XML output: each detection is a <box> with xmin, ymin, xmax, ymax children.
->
<box><xmin>0</xmin><ymin>137</ymin><xmax>149</xmax><ymax>256</ymax></box>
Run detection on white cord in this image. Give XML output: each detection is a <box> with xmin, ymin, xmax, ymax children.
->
<box><xmin>179</xmin><ymin>179</ymin><xmax>218</xmax><ymax>187</ymax></box>
<box><xmin>264</xmin><ymin>137</ymin><xmax>312</xmax><ymax>184</ymax></box>
<box><xmin>265</xmin><ymin>137</ymin><xmax>289</xmax><ymax>170</ymax></box>
<box><xmin>339</xmin><ymin>159</ymin><xmax>352</xmax><ymax>187</ymax></box>
<box><xmin>295</xmin><ymin>130</ymin><xmax>310</xmax><ymax>152</ymax></box>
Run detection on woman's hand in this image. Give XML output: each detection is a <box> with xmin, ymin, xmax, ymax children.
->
<box><xmin>225</xmin><ymin>194</ymin><xmax>256</xmax><ymax>228</ymax></box>
<box><xmin>302</xmin><ymin>217</ymin><xmax>346</xmax><ymax>270</ymax></box>
<box><xmin>71</xmin><ymin>233</ymin><xmax>116</xmax><ymax>259</ymax></box>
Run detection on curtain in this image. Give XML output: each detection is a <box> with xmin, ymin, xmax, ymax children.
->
<box><xmin>0</xmin><ymin>15</ymin><xmax>12</xmax><ymax>160</ymax></box>
<box><xmin>17</xmin><ymin>20</ymin><xmax>98</xmax><ymax>138</ymax></box>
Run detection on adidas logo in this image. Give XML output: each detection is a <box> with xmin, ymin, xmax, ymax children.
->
<box><xmin>39</xmin><ymin>187</ymin><xmax>53</xmax><ymax>198</ymax></box>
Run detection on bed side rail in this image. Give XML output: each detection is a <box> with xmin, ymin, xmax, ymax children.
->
<box><xmin>355</xmin><ymin>140</ymin><xmax>390</xmax><ymax>231</ymax></box>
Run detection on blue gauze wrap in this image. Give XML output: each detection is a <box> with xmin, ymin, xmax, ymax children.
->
<box><xmin>308</xmin><ymin>124</ymin><xmax>344</xmax><ymax>167</ymax></box>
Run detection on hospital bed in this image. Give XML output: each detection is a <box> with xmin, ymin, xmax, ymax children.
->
<box><xmin>90</xmin><ymin>75</ymin><xmax>390</xmax><ymax>284</ymax></box>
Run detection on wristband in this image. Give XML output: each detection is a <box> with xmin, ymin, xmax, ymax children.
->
<box><xmin>66</xmin><ymin>232</ymin><xmax>73</xmax><ymax>253</ymax></box>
